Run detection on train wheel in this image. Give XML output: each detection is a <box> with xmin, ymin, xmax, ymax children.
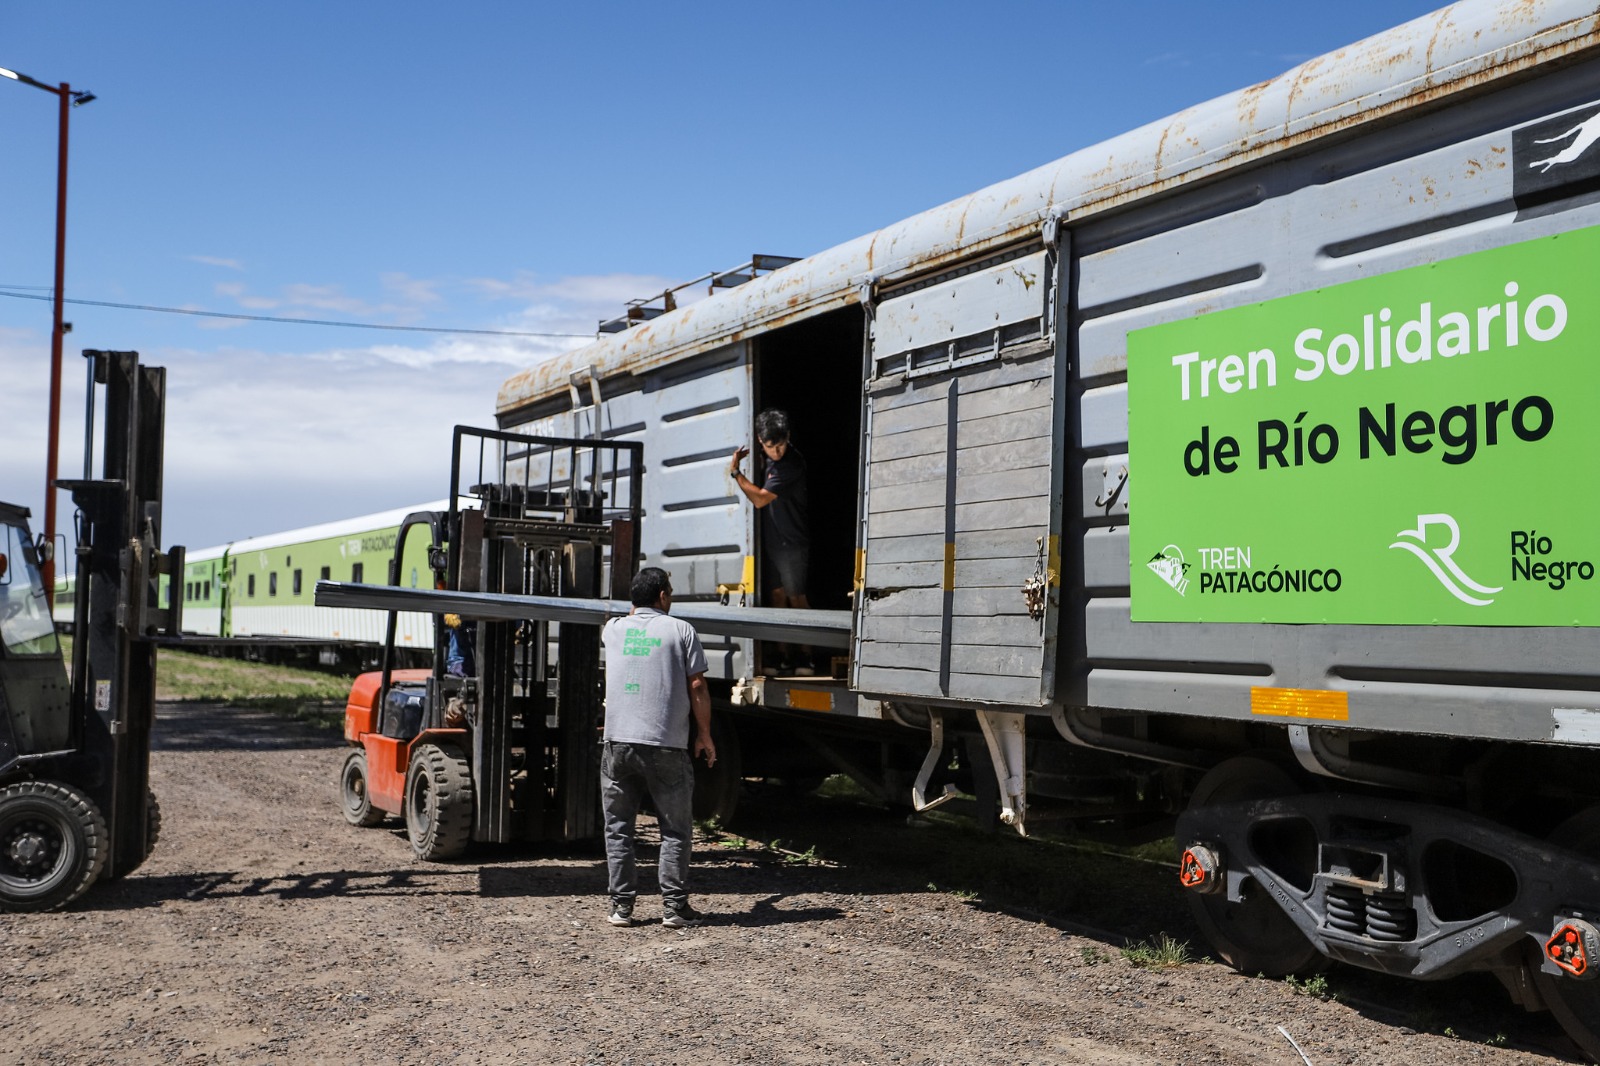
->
<box><xmin>405</xmin><ymin>743</ymin><xmax>474</xmax><ymax>860</ymax></box>
<box><xmin>1528</xmin><ymin>806</ymin><xmax>1600</xmax><ymax>1061</ymax></box>
<box><xmin>339</xmin><ymin>750</ymin><xmax>386</xmax><ymax>828</ymax></box>
<box><xmin>1183</xmin><ymin>757</ymin><xmax>1323</xmax><ymax>977</ymax></box>
<box><xmin>0</xmin><ymin>781</ymin><xmax>109</xmax><ymax>912</ymax></box>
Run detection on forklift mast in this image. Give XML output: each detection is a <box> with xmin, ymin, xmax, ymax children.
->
<box><xmin>343</xmin><ymin>425</ymin><xmax>643</xmax><ymax>858</ymax></box>
<box><xmin>445</xmin><ymin>426</ymin><xmax>642</xmax><ymax>844</ymax></box>
<box><xmin>60</xmin><ymin>350</ymin><xmax>184</xmax><ymax>878</ymax></box>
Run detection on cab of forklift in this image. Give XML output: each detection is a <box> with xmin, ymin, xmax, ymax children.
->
<box><xmin>0</xmin><ymin>506</ymin><xmax>71</xmax><ymax>756</ymax></box>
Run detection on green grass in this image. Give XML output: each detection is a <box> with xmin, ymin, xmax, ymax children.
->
<box><xmin>60</xmin><ymin>637</ymin><xmax>354</xmax><ymax>727</ymax></box>
<box><xmin>153</xmin><ymin>647</ymin><xmax>352</xmax><ymax>703</ymax></box>
<box><xmin>1285</xmin><ymin>972</ymin><xmax>1332</xmax><ymax>999</ymax></box>
<box><xmin>1120</xmin><ymin>932</ymin><xmax>1192</xmax><ymax>968</ymax></box>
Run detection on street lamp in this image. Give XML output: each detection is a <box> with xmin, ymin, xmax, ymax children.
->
<box><xmin>0</xmin><ymin>66</ymin><xmax>95</xmax><ymax>609</ymax></box>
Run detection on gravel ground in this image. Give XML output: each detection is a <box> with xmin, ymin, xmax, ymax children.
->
<box><xmin>0</xmin><ymin>702</ymin><xmax>1587</xmax><ymax>1065</ymax></box>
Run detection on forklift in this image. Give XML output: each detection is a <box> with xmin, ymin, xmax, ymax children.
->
<box><xmin>334</xmin><ymin>426</ymin><xmax>642</xmax><ymax>859</ymax></box>
<box><xmin>0</xmin><ymin>350</ymin><xmax>181</xmax><ymax>910</ymax></box>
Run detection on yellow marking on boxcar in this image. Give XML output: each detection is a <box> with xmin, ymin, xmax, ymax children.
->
<box><xmin>1250</xmin><ymin>687</ymin><xmax>1349</xmax><ymax>721</ymax></box>
<box><xmin>786</xmin><ymin>688</ymin><xmax>834</xmax><ymax>712</ymax></box>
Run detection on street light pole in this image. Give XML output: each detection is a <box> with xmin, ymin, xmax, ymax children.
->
<box><xmin>0</xmin><ymin>66</ymin><xmax>94</xmax><ymax>610</ymax></box>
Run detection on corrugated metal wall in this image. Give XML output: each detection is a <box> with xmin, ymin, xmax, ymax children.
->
<box><xmin>1065</xmin><ymin>54</ymin><xmax>1600</xmax><ymax>743</ymax></box>
<box><xmin>501</xmin><ymin>344</ymin><xmax>753</xmax><ymax>679</ymax></box>
<box><xmin>854</xmin><ymin>252</ymin><xmax>1061</xmax><ymax>705</ymax></box>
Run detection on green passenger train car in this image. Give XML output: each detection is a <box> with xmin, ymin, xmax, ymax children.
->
<box><xmin>55</xmin><ymin>502</ymin><xmax>444</xmax><ymax>664</ymax></box>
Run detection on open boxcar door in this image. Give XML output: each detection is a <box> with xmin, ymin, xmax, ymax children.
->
<box><xmin>852</xmin><ymin>240</ymin><xmax>1065</xmax><ymax>707</ymax></box>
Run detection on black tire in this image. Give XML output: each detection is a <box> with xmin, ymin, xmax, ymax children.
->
<box><xmin>404</xmin><ymin>743</ymin><xmax>474</xmax><ymax>860</ymax></box>
<box><xmin>1527</xmin><ymin>806</ymin><xmax>1600</xmax><ymax>1061</ymax></box>
<box><xmin>147</xmin><ymin>789</ymin><xmax>162</xmax><ymax>854</ymax></box>
<box><xmin>0</xmin><ymin>780</ymin><xmax>109</xmax><ymax>912</ymax></box>
<box><xmin>692</xmin><ymin>713</ymin><xmax>743</xmax><ymax>826</ymax></box>
<box><xmin>1183</xmin><ymin>756</ymin><xmax>1324</xmax><ymax>977</ymax></box>
<box><xmin>104</xmin><ymin>789</ymin><xmax>163</xmax><ymax>881</ymax></box>
<box><xmin>340</xmin><ymin>750</ymin><xmax>387</xmax><ymax>828</ymax></box>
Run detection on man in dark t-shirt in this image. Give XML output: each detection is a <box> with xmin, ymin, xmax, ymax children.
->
<box><xmin>730</xmin><ymin>408</ymin><xmax>815</xmax><ymax>674</ymax></box>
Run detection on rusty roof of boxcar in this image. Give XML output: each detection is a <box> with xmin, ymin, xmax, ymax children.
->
<box><xmin>497</xmin><ymin>0</ymin><xmax>1600</xmax><ymax>418</ymax></box>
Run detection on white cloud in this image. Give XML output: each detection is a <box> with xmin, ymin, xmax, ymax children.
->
<box><xmin>154</xmin><ymin>343</ymin><xmax>534</xmax><ymax>546</ymax></box>
<box><xmin>187</xmin><ymin>255</ymin><xmax>245</xmax><ymax>271</ymax></box>
<box><xmin>280</xmin><ymin>283</ymin><xmax>375</xmax><ymax>316</ymax></box>
<box><xmin>209</xmin><ymin>275</ymin><xmax>467</xmax><ymax>327</ymax></box>
<box><xmin>466</xmin><ymin>270</ymin><xmax>714</xmax><ymax>337</ymax></box>
<box><xmin>0</xmin><ymin>329</ymin><xmax>557</xmax><ymax>550</ymax></box>
<box><xmin>469</xmin><ymin>271</ymin><xmax>677</xmax><ymax>306</ymax></box>
<box><xmin>382</xmin><ymin>273</ymin><xmax>442</xmax><ymax>307</ymax></box>
<box><xmin>0</xmin><ymin>267</ymin><xmax>673</xmax><ymax>552</ymax></box>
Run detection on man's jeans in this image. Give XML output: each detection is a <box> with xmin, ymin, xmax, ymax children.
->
<box><xmin>601</xmin><ymin>741</ymin><xmax>695</xmax><ymax>904</ymax></box>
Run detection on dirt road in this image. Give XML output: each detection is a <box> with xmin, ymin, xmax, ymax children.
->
<box><xmin>0</xmin><ymin>703</ymin><xmax>1586</xmax><ymax>1065</ymax></box>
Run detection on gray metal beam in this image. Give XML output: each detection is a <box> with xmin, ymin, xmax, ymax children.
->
<box><xmin>313</xmin><ymin>582</ymin><xmax>852</xmax><ymax>648</ymax></box>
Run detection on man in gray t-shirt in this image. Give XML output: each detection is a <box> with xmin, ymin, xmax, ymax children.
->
<box><xmin>599</xmin><ymin>567</ymin><xmax>715</xmax><ymax>929</ymax></box>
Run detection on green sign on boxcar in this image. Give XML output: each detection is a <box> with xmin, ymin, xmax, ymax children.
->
<box><xmin>1128</xmin><ymin>226</ymin><xmax>1600</xmax><ymax>625</ymax></box>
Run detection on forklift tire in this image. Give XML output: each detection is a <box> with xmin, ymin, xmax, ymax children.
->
<box><xmin>0</xmin><ymin>780</ymin><xmax>109</xmax><ymax>912</ymax></box>
<box><xmin>405</xmin><ymin>743</ymin><xmax>474</xmax><ymax>860</ymax></box>
<box><xmin>339</xmin><ymin>751</ymin><xmax>387</xmax><ymax>828</ymax></box>
<box><xmin>103</xmin><ymin>789</ymin><xmax>163</xmax><ymax>881</ymax></box>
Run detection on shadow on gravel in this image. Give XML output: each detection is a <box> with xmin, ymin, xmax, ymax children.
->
<box><xmin>153</xmin><ymin>701</ymin><xmax>340</xmax><ymax>752</ymax></box>
<box><xmin>720</xmin><ymin>783</ymin><xmax>1583</xmax><ymax>1062</ymax></box>
<box><xmin>79</xmin><ymin>866</ymin><xmax>486</xmax><ymax>910</ymax></box>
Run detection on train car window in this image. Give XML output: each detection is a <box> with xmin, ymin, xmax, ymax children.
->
<box><xmin>269</xmin><ymin>572</ymin><xmax>278</xmax><ymax>597</ymax></box>
<box><xmin>352</xmin><ymin>562</ymin><xmax>364</xmax><ymax>583</ymax></box>
<box><xmin>293</xmin><ymin>569</ymin><xmax>302</xmax><ymax>596</ymax></box>
<box><xmin>320</xmin><ymin>566</ymin><xmax>330</xmax><ymax>581</ymax></box>
<box><xmin>204</xmin><ymin>580</ymin><xmax>211</xmax><ymax>600</ymax></box>
<box><xmin>248</xmin><ymin>574</ymin><xmax>256</xmax><ymax>597</ymax></box>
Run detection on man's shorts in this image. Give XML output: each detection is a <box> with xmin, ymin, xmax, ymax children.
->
<box><xmin>764</xmin><ymin>539</ymin><xmax>810</xmax><ymax>597</ymax></box>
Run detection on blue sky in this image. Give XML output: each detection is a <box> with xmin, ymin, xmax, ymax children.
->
<box><xmin>0</xmin><ymin>1</ymin><xmax>1445</xmax><ymax>551</ymax></box>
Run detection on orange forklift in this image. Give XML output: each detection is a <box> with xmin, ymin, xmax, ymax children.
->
<box><xmin>333</xmin><ymin>426</ymin><xmax>641</xmax><ymax>859</ymax></box>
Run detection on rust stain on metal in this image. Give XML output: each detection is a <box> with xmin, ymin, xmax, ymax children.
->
<box><xmin>1423</xmin><ymin>6</ymin><xmax>1449</xmax><ymax>74</ymax></box>
<box><xmin>1233</xmin><ymin>79</ymin><xmax>1270</xmax><ymax>136</ymax></box>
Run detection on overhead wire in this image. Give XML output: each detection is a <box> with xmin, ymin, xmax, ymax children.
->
<box><xmin>0</xmin><ymin>288</ymin><xmax>592</xmax><ymax>338</ymax></box>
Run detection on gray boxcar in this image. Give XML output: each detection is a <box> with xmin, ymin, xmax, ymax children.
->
<box><xmin>496</xmin><ymin>1</ymin><xmax>1600</xmax><ymax>1051</ymax></box>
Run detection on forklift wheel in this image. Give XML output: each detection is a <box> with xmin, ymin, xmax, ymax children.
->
<box><xmin>340</xmin><ymin>751</ymin><xmax>387</xmax><ymax>828</ymax></box>
<box><xmin>102</xmin><ymin>789</ymin><xmax>162</xmax><ymax>881</ymax></box>
<box><xmin>405</xmin><ymin>743</ymin><xmax>474</xmax><ymax>860</ymax></box>
<box><xmin>0</xmin><ymin>780</ymin><xmax>109</xmax><ymax>912</ymax></box>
